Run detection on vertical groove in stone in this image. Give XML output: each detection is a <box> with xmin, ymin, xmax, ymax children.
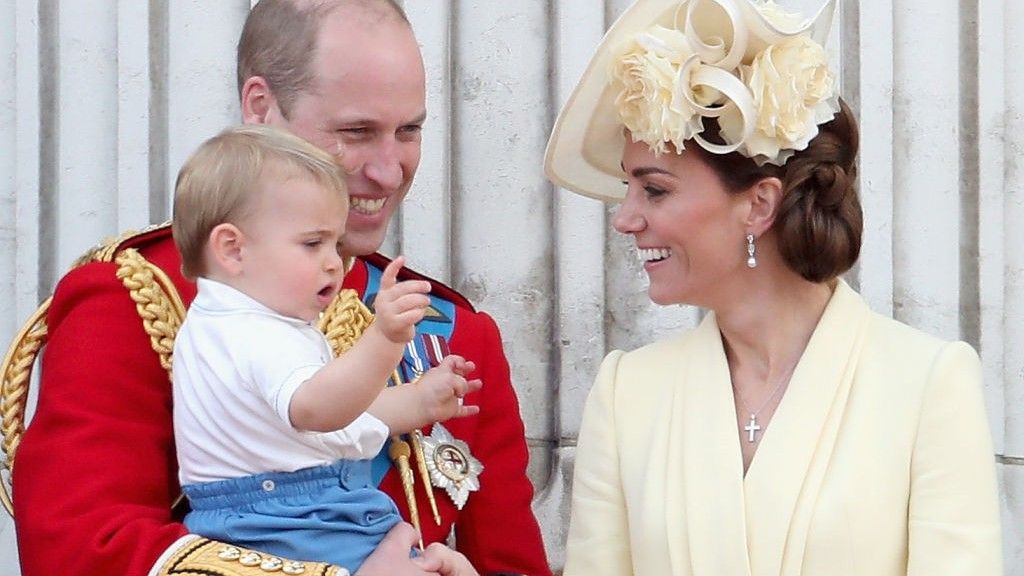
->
<box><xmin>149</xmin><ymin>0</ymin><xmax>168</xmax><ymax>222</ymax></box>
<box><xmin>37</xmin><ymin>0</ymin><xmax>58</xmax><ymax>292</ymax></box>
<box><xmin>959</xmin><ymin>0</ymin><xmax>981</xmax><ymax>350</ymax></box>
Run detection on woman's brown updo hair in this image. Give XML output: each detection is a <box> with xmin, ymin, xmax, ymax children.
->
<box><xmin>691</xmin><ymin>98</ymin><xmax>862</xmax><ymax>283</ymax></box>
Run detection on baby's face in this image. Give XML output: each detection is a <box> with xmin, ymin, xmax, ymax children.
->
<box><xmin>237</xmin><ymin>176</ymin><xmax>349</xmax><ymax>322</ymax></box>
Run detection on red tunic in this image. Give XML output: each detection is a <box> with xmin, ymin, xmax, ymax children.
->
<box><xmin>12</xmin><ymin>226</ymin><xmax>551</xmax><ymax>576</ymax></box>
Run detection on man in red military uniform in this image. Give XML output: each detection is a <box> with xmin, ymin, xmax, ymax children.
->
<box><xmin>11</xmin><ymin>1</ymin><xmax>550</xmax><ymax>575</ymax></box>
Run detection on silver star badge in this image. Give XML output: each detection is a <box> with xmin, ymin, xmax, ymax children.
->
<box><xmin>420</xmin><ymin>423</ymin><xmax>483</xmax><ymax>510</ymax></box>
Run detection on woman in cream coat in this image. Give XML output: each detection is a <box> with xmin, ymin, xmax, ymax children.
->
<box><xmin>543</xmin><ymin>0</ymin><xmax>1003</xmax><ymax>575</ymax></box>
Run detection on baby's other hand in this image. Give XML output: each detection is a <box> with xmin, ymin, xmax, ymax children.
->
<box><xmin>414</xmin><ymin>355</ymin><xmax>481</xmax><ymax>425</ymax></box>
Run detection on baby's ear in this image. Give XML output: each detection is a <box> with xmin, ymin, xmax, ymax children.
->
<box><xmin>208</xmin><ymin>223</ymin><xmax>245</xmax><ymax>276</ymax></box>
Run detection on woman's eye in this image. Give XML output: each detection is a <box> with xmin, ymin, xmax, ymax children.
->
<box><xmin>304</xmin><ymin>240</ymin><xmax>322</xmax><ymax>248</ymax></box>
<box><xmin>643</xmin><ymin>185</ymin><xmax>668</xmax><ymax>198</ymax></box>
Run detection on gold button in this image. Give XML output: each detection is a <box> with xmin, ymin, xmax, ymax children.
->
<box><xmin>260</xmin><ymin>556</ymin><xmax>284</xmax><ymax>571</ymax></box>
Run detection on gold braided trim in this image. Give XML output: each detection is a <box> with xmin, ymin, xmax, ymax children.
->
<box><xmin>318</xmin><ymin>289</ymin><xmax>375</xmax><ymax>357</ymax></box>
<box><xmin>115</xmin><ymin>249</ymin><xmax>186</xmax><ymax>375</ymax></box>
<box><xmin>159</xmin><ymin>537</ymin><xmax>347</xmax><ymax>576</ymax></box>
<box><xmin>0</xmin><ymin>298</ymin><xmax>50</xmax><ymax>517</ymax></box>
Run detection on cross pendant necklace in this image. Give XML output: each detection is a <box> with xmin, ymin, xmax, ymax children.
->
<box><xmin>733</xmin><ymin>373</ymin><xmax>791</xmax><ymax>444</ymax></box>
<box><xmin>743</xmin><ymin>413</ymin><xmax>761</xmax><ymax>443</ymax></box>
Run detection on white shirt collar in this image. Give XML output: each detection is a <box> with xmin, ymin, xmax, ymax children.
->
<box><xmin>193</xmin><ymin>277</ymin><xmax>313</xmax><ymax>327</ymax></box>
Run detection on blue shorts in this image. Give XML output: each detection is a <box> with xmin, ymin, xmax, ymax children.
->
<box><xmin>182</xmin><ymin>459</ymin><xmax>402</xmax><ymax>572</ymax></box>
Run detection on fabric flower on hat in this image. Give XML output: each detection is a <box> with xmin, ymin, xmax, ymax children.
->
<box><xmin>610</xmin><ymin>26</ymin><xmax>717</xmax><ymax>156</ymax></box>
<box><xmin>607</xmin><ymin>0</ymin><xmax>839</xmax><ymax>166</ymax></box>
<box><xmin>720</xmin><ymin>34</ymin><xmax>839</xmax><ymax>165</ymax></box>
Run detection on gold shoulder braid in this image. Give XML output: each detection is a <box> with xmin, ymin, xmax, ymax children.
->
<box><xmin>115</xmin><ymin>248</ymin><xmax>186</xmax><ymax>375</ymax></box>
<box><xmin>317</xmin><ymin>289</ymin><xmax>375</xmax><ymax>357</ymax></box>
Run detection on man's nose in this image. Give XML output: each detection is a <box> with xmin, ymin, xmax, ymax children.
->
<box><xmin>362</xmin><ymin>142</ymin><xmax>403</xmax><ymax>191</ymax></box>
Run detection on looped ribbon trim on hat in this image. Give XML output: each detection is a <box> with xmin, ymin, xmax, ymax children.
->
<box><xmin>683</xmin><ymin>0</ymin><xmax>747</xmax><ymax>71</ymax></box>
<box><xmin>686</xmin><ymin>63</ymin><xmax>756</xmax><ymax>155</ymax></box>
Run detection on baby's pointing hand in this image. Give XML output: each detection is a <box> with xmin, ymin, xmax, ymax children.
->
<box><xmin>373</xmin><ymin>256</ymin><xmax>432</xmax><ymax>344</ymax></box>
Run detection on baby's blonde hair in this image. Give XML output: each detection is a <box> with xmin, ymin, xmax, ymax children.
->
<box><xmin>172</xmin><ymin>124</ymin><xmax>347</xmax><ymax>279</ymax></box>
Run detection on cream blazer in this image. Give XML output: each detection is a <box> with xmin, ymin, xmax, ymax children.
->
<box><xmin>564</xmin><ymin>281</ymin><xmax>1002</xmax><ymax>576</ymax></box>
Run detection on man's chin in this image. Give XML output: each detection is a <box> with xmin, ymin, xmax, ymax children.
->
<box><xmin>343</xmin><ymin>232</ymin><xmax>388</xmax><ymax>258</ymax></box>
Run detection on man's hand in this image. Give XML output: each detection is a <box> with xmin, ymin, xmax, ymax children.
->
<box><xmin>414</xmin><ymin>543</ymin><xmax>482</xmax><ymax>576</ymax></box>
<box><xmin>355</xmin><ymin>523</ymin><xmax>440</xmax><ymax>576</ymax></box>
<box><xmin>372</xmin><ymin>256</ymin><xmax>431</xmax><ymax>343</ymax></box>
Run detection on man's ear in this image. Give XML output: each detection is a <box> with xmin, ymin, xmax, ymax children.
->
<box><xmin>744</xmin><ymin>177</ymin><xmax>784</xmax><ymax>236</ymax></box>
<box><xmin>240</xmin><ymin>76</ymin><xmax>279</xmax><ymax>124</ymax></box>
<box><xmin>208</xmin><ymin>223</ymin><xmax>246</xmax><ymax>276</ymax></box>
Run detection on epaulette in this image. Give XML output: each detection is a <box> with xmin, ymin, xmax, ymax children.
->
<box><xmin>71</xmin><ymin>221</ymin><xmax>173</xmax><ymax>267</ymax></box>
<box><xmin>363</xmin><ymin>253</ymin><xmax>476</xmax><ymax>312</ymax></box>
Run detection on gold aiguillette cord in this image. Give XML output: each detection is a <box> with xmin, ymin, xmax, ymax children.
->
<box><xmin>388</xmin><ymin>369</ymin><xmax>442</xmax><ymax>542</ymax></box>
<box><xmin>388</xmin><ymin>434</ymin><xmax>423</xmax><ymax>550</ymax></box>
<box><xmin>410</xmin><ymin>428</ymin><xmax>442</xmax><ymax>525</ymax></box>
<box><xmin>404</xmin><ymin>370</ymin><xmax>442</xmax><ymax>526</ymax></box>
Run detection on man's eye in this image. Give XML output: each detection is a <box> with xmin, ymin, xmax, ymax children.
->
<box><xmin>397</xmin><ymin>125</ymin><xmax>423</xmax><ymax>141</ymax></box>
<box><xmin>304</xmin><ymin>240</ymin><xmax>322</xmax><ymax>248</ymax></box>
<box><xmin>339</xmin><ymin>127</ymin><xmax>370</xmax><ymax>137</ymax></box>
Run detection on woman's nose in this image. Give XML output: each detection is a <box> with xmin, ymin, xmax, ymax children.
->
<box><xmin>611</xmin><ymin>192</ymin><xmax>645</xmax><ymax>234</ymax></box>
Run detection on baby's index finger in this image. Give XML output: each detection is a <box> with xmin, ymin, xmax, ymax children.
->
<box><xmin>380</xmin><ymin>256</ymin><xmax>406</xmax><ymax>290</ymax></box>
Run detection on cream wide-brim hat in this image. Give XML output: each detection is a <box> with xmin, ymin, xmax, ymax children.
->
<box><xmin>543</xmin><ymin>0</ymin><xmax>837</xmax><ymax>202</ymax></box>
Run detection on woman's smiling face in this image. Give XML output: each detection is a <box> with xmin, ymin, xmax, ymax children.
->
<box><xmin>612</xmin><ymin>138</ymin><xmax>752</xmax><ymax>307</ymax></box>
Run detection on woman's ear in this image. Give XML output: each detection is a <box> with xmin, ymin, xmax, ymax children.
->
<box><xmin>744</xmin><ymin>176</ymin><xmax>784</xmax><ymax>236</ymax></box>
<box><xmin>208</xmin><ymin>223</ymin><xmax>245</xmax><ymax>276</ymax></box>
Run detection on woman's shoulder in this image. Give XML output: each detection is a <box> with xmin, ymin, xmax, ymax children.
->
<box><xmin>599</xmin><ymin>325</ymin><xmax>709</xmax><ymax>390</ymax></box>
<box><xmin>852</xmin><ymin>303</ymin><xmax>981</xmax><ymax>403</ymax></box>
<box><xmin>618</xmin><ymin>328</ymin><xmax>702</xmax><ymax>362</ymax></box>
<box><xmin>863</xmin><ymin>306</ymin><xmax>973</xmax><ymax>363</ymax></box>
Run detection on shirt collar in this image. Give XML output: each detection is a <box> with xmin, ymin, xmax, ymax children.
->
<box><xmin>193</xmin><ymin>277</ymin><xmax>313</xmax><ymax>327</ymax></box>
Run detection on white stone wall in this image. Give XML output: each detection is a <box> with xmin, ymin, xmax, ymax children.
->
<box><xmin>1</xmin><ymin>1</ymin><xmax>1020</xmax><ymax>574</ymax></box>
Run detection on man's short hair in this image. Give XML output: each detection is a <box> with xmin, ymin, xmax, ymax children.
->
<box><xmin>237</xmin><ymin>0</ymin><xmax>409</xmax><ymax>117</ymax></box>
<box><xmin>172</xmin><ymin>124</ymin><xmax>347</xmax><ymax>279</ymax></box>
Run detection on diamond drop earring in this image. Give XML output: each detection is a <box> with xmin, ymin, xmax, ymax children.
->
<box><xmin>746</xmin><ymin>234</ymin><xmax>757</xmax><ymax>268</ymax></box>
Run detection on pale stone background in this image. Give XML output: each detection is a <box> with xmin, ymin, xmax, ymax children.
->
<box><xmin>1</xmin><ymin>1</ymin><xmax>1021</xmax><ymax>574</ymax></box>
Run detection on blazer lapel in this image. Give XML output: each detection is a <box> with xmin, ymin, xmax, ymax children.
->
<box><xmin>677</xmin><ymin>316</ymin><xmax>752</xmax><ymax>576</ymax></box>
<box><xmin>742</xmin><ymin>281</ymin><xmax>870</xmax><ymax>576</ymax></box>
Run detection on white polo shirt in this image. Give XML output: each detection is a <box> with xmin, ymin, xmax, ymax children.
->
<box><xmin>173</xmin><ymin>278</ymin><xmax>389</xmax><ymax>485</ymax></box>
